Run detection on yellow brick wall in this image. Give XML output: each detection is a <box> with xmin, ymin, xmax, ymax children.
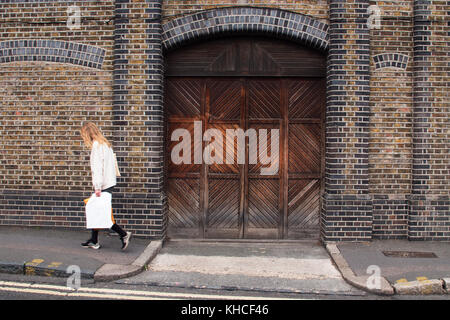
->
<box><xmin>162</xmin><ymin>0</ymin><xmax>329</xmax><ymax>23</ymax></box>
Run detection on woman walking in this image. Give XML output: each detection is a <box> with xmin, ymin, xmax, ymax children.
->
<box><xmin>80</xmin><ymin>122</ymin><xmax>132</xmax><ymax>250</ymax></box>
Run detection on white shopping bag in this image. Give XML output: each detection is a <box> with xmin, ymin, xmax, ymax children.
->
<box><xmin>85</xmin><ymin>192</ymin><xmax>113</xmax><ymax>229</ymax></box>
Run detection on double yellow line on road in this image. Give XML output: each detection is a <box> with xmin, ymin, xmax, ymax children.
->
<box><xmin>0</xmin><ymin>280</ymin><xmax>297</xmax><ymax>300</ymax></box>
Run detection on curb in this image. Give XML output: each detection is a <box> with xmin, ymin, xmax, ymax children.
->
<box><xmin>325</xmin><ymin>243</ymin><xmax>450</xmax><ymax>296</ymax></box>
<box><xmin>0</xmin><ymin>260</ymin><xmax>96</xmax><ymax>279</ymax></box>
<box><xmin>24</xmin><ymin>262</ymin><xmax>95</xmax><ymax>279</ymax></box>
<box><xmin>393</xmin><ymin>279</ymin><xmax>446</xmax><ymax>295</ymax></box>
<box><xmin>393</xmin><ymin>277</ymin><xmax>450</xmax><ymax>295</ymax></box>
<box><xmin>0</xmin><ymin>240</ymin><xmax>163</xmax><ymax>282</ymax></box>
<box><xmin>94</xmin><ymin>240</ymin><xmax>163</xmax><ymax>282</ymax></box>
<box><xmin>443</xmin><ymin>278</ymin><xmax>450</xmax><ymax>292</ymax></box>
<box><xmin>0</xmin><ymin>262</ymin><xmax>24</xmax><ymax>275</ymax></box>
<box><xmin>325</xmin><ymin>243</ymin><xmax>395</xmax><ymax>296</ymax></box>
<box><xmin>125</xmin><ymin>279</ymin><xmax>366</xmax><ymax>297</ymax></box>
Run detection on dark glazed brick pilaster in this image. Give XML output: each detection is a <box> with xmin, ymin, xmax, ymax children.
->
<box><xmin>409</xmin><ymin>0</ymin><xmax>450</xmax><ymax>240</ymax></box>
<box><xmin>412</xmin><ymin>0</ymin><xmax>432</xmax><ymax>197</ymax></box>
<box><xmin>112</xmin><ymin>0</ymin><xmax>167</xmax><ymax>239</ymax></box>
<box><xmin>321</xmin><ymin>0</ymin><xmax>373</xmax><ymax>242</ymax></box>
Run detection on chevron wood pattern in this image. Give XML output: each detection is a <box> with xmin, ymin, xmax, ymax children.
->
<box><xmin>207</xmin><ymin>179</ymin><xmax>240</xmax><ymax>229</ymax></box>
<box><xmin>209</xmin><ymin>79</ymin><xmax>242</xmax><ymax>121</ymax></box>
<box><xmin>288</xmin><ymin>179</ymin><xmax>320</xmax><ymax>229</ymax></box>
<box><xmin>248</xmin><ymin>123</ymin><xmax>280</xmax><ymax>176</ymax></box>
<box><xmin>167</xmin><ymin>122</ymin><xmax>201</xmax><ymax>174</ymax></box>
<box><xmin>288</xmin><ymin>124</ymin><xmax>321</xmax><ymax>174</ymax></box>
<box><xmin>248</xmin><ymin>79</ymin><xmax>281</xmax><ymax>119</ymax></box>
<box><xmin>207</xmin><ymin>123</ymin><xmax>241</xmax><ymax>174</ymax></box>
<box><xmin>167</xmin><ymin>178</ymin><xmax>200</xmax><ymax>228</ymax></box>
<box><xmin>288</xmin><ymin>79</ymin><xmax>325</xmax><ymax>119</ymax></box>
<box><xmin>165</xmin><ymin>78</ymin><xmax>202</xmax><ymax>117</ymax></box>
<box><xmin>248</xmin><ymin>179</ymin><xmax>280</xmax><ymax>229</ymax></box>
<box><xmin>166</xmin><ymin>75</ymin><xmax>324</xmax><ymax>239</ymax></box>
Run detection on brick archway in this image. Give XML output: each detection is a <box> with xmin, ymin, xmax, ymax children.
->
<box><xmin>158</xmin><ymin>3</ymin><xmax>374</xmax><ymax>242</ymax></box>
<box><xmin>161</xmin><ymin>7</ymin><xmax>329</xmax><ymax>53</ymax></box>
<box><xmin>0</xmin><ymin>40</ymin><xmax>106</xmax><ymax>69</ymax></box>
<box><xmin>161</xmin><ymin>7</ymin><xmax>330</xmax><ymax>240</ymax></box>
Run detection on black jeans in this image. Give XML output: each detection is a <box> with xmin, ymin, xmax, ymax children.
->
<box><xmin>90</xmin><ymin>186</ymin><xmax>127</xmax><ymax>242</ymax></box>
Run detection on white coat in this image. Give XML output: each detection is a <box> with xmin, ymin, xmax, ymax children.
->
<box><xmin>90</xmin><ymin>140</ymin><xmax>117</xmax><ymax>191</ymax></box>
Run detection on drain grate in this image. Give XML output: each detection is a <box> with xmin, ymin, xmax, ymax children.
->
<box><xmin>382</xmin><ymin>251</ymin><xmax>438</xmax><ymax>258</ymax></box>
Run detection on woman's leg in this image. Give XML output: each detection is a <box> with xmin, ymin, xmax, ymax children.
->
<box><xmin>103</xmin><ymin>186</ymin><xmax>131</xmax><ymax>250</ymax></box>
<box><xmin>111</xmin><ymin>224</ymin><xmax>127</xmax><ymax>238</ymax></box>
<box><xmin>101</xmin><ymin>187</ymin><xmax>125</xmax><ymax>237</ymax></box>
<box><xmin>112</xmin><ymin>224</ymin><xmax>131</xmax><ymax>250</ymax></box>
<box><xmin>82</xmin><ymin>229</ymin><xmax>100</xmax><ymax>249</ymax></box>
<box><xmin>91</xmin><ymin>229</ymin><xmax>99</xmax><ymax>243</ymax></box>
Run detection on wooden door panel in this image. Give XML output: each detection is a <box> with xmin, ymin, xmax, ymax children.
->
<box><xmin>288</xmin><ymin>79</ymin><xmax>325</xmax><ymax>119</ymax></box>
<box><xmin>167</xmin><ymin>178</ymin><xmax>201</xmax><ymax>237</ymax></box>
<box><xmin>207</xmin><ymin>178</ymin><xmax>240</xmax><ymax>237</ymax></box>
<box><xmin>205</xmin><ymin>78</ymin><xmax>243</xmax><ymax>238</ymax></box>
<box><xmin>246</xmin><ymin>111</ymin><xmax>281</xmax><ymax>238</ymax></box>
<box><xmin>248</xmin><ymin>178</ymin><xmax>280</xmax><ymax>237</ymax></box>
<box><xmin>248</xmin><ymin>79</ymin><xmax>281</xmax><ymax>119</ymax></box>
<box><xmin>288</xmin><ymin>123</ymin><xmax>321</xmax><ymax>174</ymax></box>
<box><xmin>165</xmin><ymin>78</ymin><xmax>202</xmax><ymax>118</ymax></box>
<box><xmin>206</xmin><ymin>123</ymin><xmax>240</xmax><ymax>174</ymax></box>
<box><xmin>288</xmin><ymin>179</ymin><xmax>320</xmax><ymax>238</ymax></box>
<box><xmin>166</xmin><ymin>76</ymin><xmax>324</xmax><ymax>240</ymax></box>
<box><xmin>167</xmin><ymin>122</ymin><xmax>201</xmax><ymax>174</ymax></box>
<box><xmin>208</xmin><ymin>79</ymin><xmax>242</xmax><ymax>121</ymax></box>
<box><xmin>248</xmin><ymin>122</ymin><xmax>281</xmax><ymax>176</ymax></box>
<box><xmin>165</xmin><ymin>37</ymin><xmax>326</xmax><ymax>77</ymax></box>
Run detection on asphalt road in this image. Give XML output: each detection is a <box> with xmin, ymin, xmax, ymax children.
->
<box><xmin>0</xmin><ymin>273</ymin><xmax>448</xmax><ymax>301</ymax></box>
<box><xmin>0</xmin><ymin>274</ymin><xmax>448</xmax><ymax>320</ymax></box>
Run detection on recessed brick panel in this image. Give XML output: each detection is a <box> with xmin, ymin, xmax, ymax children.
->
<box><xmin>369</xmin><ymin>2</ymin><xmax>414</xmax><ymax>239</ymax></box>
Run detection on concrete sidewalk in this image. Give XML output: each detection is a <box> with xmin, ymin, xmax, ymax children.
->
<box><xmin>0</xmin><ymin>227</ymin><xmax>366</xmax><ymax>296</ymax></box>
<box><xmin>117</xmin><ymin>240</ymin><xmax>366</xmax><ymax>296</ymax></box>
<box><xmin>327</xmin><ymin>240</ymin><xmax>450</xmax><ymax>295</ymax></box>
<box><xmin>1</xmin><ymin>226</ymin><xmax>448</xmax><ymax>297</ymax></box>
<box><xmin>0</xmin><ymin>226</ymin><xmax>161</xmax><ymax>281</ymax></box>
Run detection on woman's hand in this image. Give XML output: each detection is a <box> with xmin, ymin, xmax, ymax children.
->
<box><xmin>95</xmin><ymin>189</ymin><xmax>101</xmax><ymax>197</ymax></box>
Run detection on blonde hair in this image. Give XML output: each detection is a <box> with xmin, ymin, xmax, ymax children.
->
<box><xmin>80</xmin><ymin>122</ymin><xmax>111</xmax><ymax>149</ymax></box>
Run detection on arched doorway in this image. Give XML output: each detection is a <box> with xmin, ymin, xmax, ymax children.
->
<box><xmin>164</xmin><ymin>37</ymin><xmax>326</xmax><ymax>239</ymax></box>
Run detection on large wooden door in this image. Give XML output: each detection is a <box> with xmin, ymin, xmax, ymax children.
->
<box><xmin>165</xmin><ymin>37</ymin><xmax>325</xmax><ymax>239</ymax></box>
<box><xmin>166</xmin><ymin>77</ymin><xmax>325</xmax><ymax>239</ymax></box>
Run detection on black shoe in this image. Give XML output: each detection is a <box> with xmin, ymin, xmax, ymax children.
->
<box><xmin>81</xmin><ymin>239</ymin><xmax>100</xmax><ymax>250</ymax></box>
<box><xmin>120</xmin><ymin>232</ymin><xmax>132</xmax><ymax>251</ymax></box>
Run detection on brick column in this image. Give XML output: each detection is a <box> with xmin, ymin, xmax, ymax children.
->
<box><xmin>113</xmin><ymin>0</ymin><xmax>166</xmax><ymax>238</ymax></box>
<box><xmin>321</xmin><ymin>0</ymin><xmax>373</xmax><ymax>241</ymax></box>
<box><xmin>409</xmin><ymin>1</ymin><xmax>450</xmax><ymax>240</ymax></box>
